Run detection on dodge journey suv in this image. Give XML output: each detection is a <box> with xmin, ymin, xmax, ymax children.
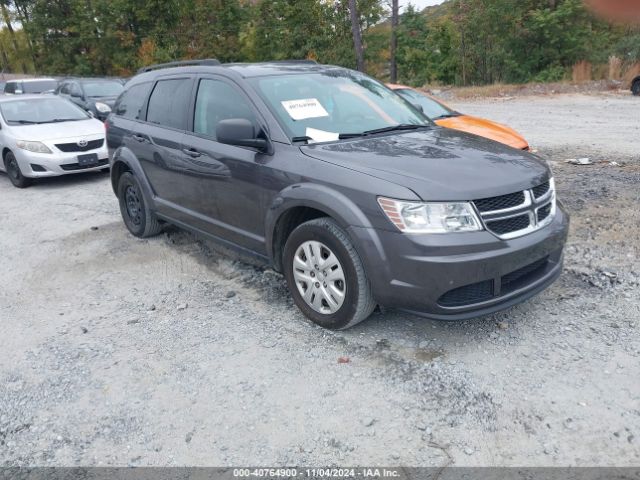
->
<box><xmin>107</xmin><ymin>59</ymin><xmax>569</xmax><ymax>329</ymax></box>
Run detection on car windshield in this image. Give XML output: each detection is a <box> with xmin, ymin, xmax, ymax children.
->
<box><xmin>0</xmin><ymin>97</ymin><xmax>90</xmax><ymax>125</ymax></box>
<box><xmin>82</xmin><ymin>80</ymin><xmax>124</xmax><ymax>97</ymax></box>
<box><xmin>22</xmin><ymin>80</ymin><xmax>59</xmax><ymax>94</ymax></box>
<box><xmin>395</xmin><ymin>88</ymin><xmax>455</xmax><ymax>119</ymax></box>
<box><xmin>249</xmin><ymin>71</ymin><xmax>430</xmax><ymax>142</ymax></box>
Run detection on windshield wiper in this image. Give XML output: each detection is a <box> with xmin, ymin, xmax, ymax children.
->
<box><xmin>49</xmin><ymin>118</ymin><xmax>83</xmax><ymax>123</ymax></box>
<box><xmin>338</xmin><ymin>124</ymin><xmax>427</xmax><ymax>140</ymax></box>
<box><xmin>363</xmin><ymin>124</ymin><xmax>426</xmax><ymax>136</ymax></box>
<box><xmin>292</xmin><ymin>136</ymin><xmax>312</xmax><ymax>143</ymax></box>
<box><xmin>10</xmin><ymin>120</ymin><xmax>40</xmax><ymax>124</ymax></box>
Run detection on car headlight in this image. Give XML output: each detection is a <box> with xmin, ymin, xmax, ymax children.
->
<box><xmin>16</xmin><ymin>140</ymin><xmax>52</xmax><ymax>154</ymax></box>
<box><xmin>378</xmin><ymin>197</ymin><xmax>483</xmax><ymax>233</ymax></box>
<box><xmin>95</xmin><ymin>102</ymin><xmax>111</xmax><ymax>113</ymax></box>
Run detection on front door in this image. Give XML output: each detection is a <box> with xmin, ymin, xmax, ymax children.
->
<box><xmin>179</xmin><ymin>76</ymin><xmax>269</xmax><ymax>253</ymax></box>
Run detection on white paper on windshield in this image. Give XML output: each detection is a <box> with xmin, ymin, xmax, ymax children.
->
<box><xmin>281</xmin><ymin>98</ymin><xmax>329</xmax><ymax>121</ymax></box>
<box><xmin>305</xmin><ymin>128</ymin><xmax>339</xmax><ymax>144</ymax></box>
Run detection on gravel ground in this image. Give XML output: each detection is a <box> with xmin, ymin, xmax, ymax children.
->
<box><xmin>1</xmin><ymin>92</ymin><xmax>639</xmax><ymax>467</ymax></box>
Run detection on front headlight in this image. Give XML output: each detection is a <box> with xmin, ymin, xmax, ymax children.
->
<box><xmin>95</xmin><ymin>102</ymin><xmax>111</xmax><ymax>113</ymax></box>
<box><xmin>378</xmin><ymin>197</ymin><xmax>483</xmax><ymax>233</ymax></box>
<box><xmin>16</xmin><ymin>140</ymin><xmax>52</xmax><ymax>154</ymax></box>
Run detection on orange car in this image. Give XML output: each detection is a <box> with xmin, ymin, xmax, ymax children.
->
<box><xmin>387</xmin><ymin>84</ymin><xmax>530</xmax><ymax>151</ymax></box>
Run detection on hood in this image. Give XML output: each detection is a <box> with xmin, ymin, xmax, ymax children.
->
<box><xmin>8</xmin><ymin>118</ymin><xmax>105</xmax><ymax>141</ymax></box>
<box><xmin>436</xmin><ymin>115</ymin><xmax>529</xmax><ymax>150</ymax></box>
<box><xmin>300</xmin><ymin>127</ymin><xmax>549</xmax><ymax>201</ymax></box>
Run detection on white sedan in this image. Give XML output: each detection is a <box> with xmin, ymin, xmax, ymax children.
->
<box><xmin>0</xmin><ymin>95</ymin><xmax>108</xmax><ymax>188</ymax></box>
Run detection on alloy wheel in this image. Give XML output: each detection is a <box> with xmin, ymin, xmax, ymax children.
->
<box><xmin>292</xmin><ymin>240</ymin><xmax>346</xmax><ymax>314</ymax></box>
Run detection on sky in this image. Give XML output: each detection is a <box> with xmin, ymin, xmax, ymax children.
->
<box><xmin>401</xmin><ymin>0</ymin><xmax>446</xmax><ymax>12</ymax></box>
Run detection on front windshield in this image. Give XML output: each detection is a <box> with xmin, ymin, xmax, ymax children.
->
<box><xmin>22</xmin><ymin>80</ymin><xmax>59</xmax><ymax>94</ymax></box>
<box><xmin>83</xmin><ymin>80</ymin><xmax>124</xmax><ymax>97</ymax></box>
<box><xmin>249</xmin><ymin>71</ymin><xmax>430</xmax><ymax>141</ymax></box>
<box><xmin>0</xmin><ymin>97</ymin><xmax>90</xmax><ymax>125</ymax></box>
<box><xmin>395</xmin><ymin>88</ymin><xmax>455</xmax><ymax>119</ymax></box>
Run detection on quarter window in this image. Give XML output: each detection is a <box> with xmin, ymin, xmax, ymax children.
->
<box><xmin>114</xmin><ymin>82</ymin><xmax>152</xmax><ymax>120</ymax></box>
<box><xmin>193</xmin><ymin>79</ymin><xmax>256</xmax><ymax>140</ymax></box>
<box><xmin>146</xmin><ymin>78</ymin><xmax>192</xmax><ymax>130</ymax></box>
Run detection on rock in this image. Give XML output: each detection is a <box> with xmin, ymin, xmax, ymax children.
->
<box><xmin>147</xmin><ymin>304</ymin><xmax>156</xmax><ymax>312</ymax></box>
<box><xmin>177</xmin><ymin>303</ymin><xmax>188</xmax><ymax>311</ymax></box>
<box><xmin>185</xmin><ymin>431</ymin><xmax>193</xmax><ymax>443</ymax></box>
<box><xmin>225</xmin><ymin>291</ymin><xmax>236</xmax><ymax>299</ymax></box>
<box><xmin>497</xmin><ymin>321</ymin><xmax>509</xmax><ymax>330</ymax></box>
<box><xmin>362</xmin><ymin>418</ymin><xmax>375</xmax><ymax>427</ymax></box>
<box><xmin>90</xmin><ymin>226</ymin><xmax>99</xmax><ymax>231</ymax></box>
<box><xmin>127</xmin><ymin>319</ymin><xmax>140</xmax><ymax>325</ymax></box>
<box><xmin>80</xmin><ymin>327</ymin><xmax>88</xmax><ymax>334</ymax></box>
<box><xmin>337</xmin><ymin>356</ymin><xmax>350</xmax><ymax>364</ymax></box>
<box><xmin>464</xmin><ymin>447</ymin><xmax>474</xmax><ymax>455</ymax></box>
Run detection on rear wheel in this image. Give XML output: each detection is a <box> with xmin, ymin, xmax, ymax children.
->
<box><xmin>632</xmin><ymin>79</ymin><xmax>640</xmax><ymax>96</ymax></box>
<box><xmin>283</xmin><ymin>217</ymin><xmax>376</xmax><ymax>330</ymax></box>
<box><xmin>4</xmin><ymin>151</ymin><xmax>32</xmax><ymax>188</ymax></box>
<box><xmin>117</xmin><ymin>172</ymin><xmax>163</xmax><ymax>237</ymax></box>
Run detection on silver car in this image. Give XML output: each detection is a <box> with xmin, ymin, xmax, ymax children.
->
<box><xmin>0</xmin><ymin>95</ymin><xmax>108</xmax><ymax>188</ymax></box>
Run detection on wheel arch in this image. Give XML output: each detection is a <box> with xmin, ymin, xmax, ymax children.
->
<box><xmin>110</xmin><ymin>146</ymin><xmax>156</xmax><ymax>209</ymax></box>
<box><xmin>265</xmin><ymin>183</ymin><xmax>374</xmax><ymax>272</ymax></box>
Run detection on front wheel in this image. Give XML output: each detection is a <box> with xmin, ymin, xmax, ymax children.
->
<box><xmin>4</xmin><ymin>152</ymin><xmax>32</xmax><ymax>188</ymax></box>
<box><xmin>116</xmin><ymin>172</ymin><xmax>163</xmax><ymax>237</ymax></box>
<box><xmin>283</xmin><ymin>217</ymin><xmax>376</xmax><ymax>329</ymax></box>
<box><xmin>632</xmin><ymin>80</ymin><xmax>640</xmax><ymax>96</ymax></box>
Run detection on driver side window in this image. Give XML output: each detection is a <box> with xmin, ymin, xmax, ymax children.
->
<box><xmin>193</xmin><ymin>79</ymin><xmax>256</xmax><ymax>140</ymax></box>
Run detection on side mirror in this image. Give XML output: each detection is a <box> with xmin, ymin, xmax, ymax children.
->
<box><xmin>216</xmin><ymin>118</ymin><xmax>269</xmax><ymax>153</ymax></box>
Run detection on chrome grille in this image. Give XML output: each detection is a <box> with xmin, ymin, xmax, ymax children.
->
<box><xmin>532</xmin><ymin>181</ymin><xmax>550</xmax><ymax>199</ymax></box>
<box><xmin>474</xmin><ymin>179</ymin><xmax>556</xmax><ymax>239</ymax></box>
<box><xmin>56</xmin><ymin>139</ymin><xmax>104</xmax><ymax>152</ymax></box>
<box><xmin>485</xmin><ymin>214</ymin><xmax>531</xmax><ymax>235</ymax></box>
<box><xmin>474</xmin><ymin>191</ymin><xmax>526</xmax><ymax>213</ymax></box>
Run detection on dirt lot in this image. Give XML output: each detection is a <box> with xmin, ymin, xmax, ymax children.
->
<box><xmin>1</xmin><ymin>92</ymin><xmax>639</xmax><ymax>467</ymax></box>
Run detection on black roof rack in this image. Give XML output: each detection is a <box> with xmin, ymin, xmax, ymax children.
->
<box><xmin>137</xmin><ymin>58</ymin><xmax>221</xmax><ymax>74</ymax></box>
<box><xmin>266</xmin><ymin>60</ymin><xmax>318</xmax><ymax>65</ymax></box>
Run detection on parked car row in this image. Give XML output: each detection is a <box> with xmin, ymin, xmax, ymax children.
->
<box><xmin>2</xmin><ymin>76</ymin><xmax>125</xmax><ymax>118</ymax></box>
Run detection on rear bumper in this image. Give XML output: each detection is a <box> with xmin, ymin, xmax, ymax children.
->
<box><xmin>349</xmin><ymin>203</ymin><xmax>569</xmax><ymax>320</ymax></box>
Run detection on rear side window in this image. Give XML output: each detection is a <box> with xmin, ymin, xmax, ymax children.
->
<box><xmin>193</xmin><ymin>79</ymin><xmax>256</xmax><ymax>140</ymax></box>
<box><xmin>146</xmin><ymin>78</ymin><xmax>192</xmax><ymax>130</ymax></box>
<box><xmin>114</xmin><ymin>82</ymin><xmax>152</xmax><ymax>120</ymax></box>
<box><xmin>4</xmin><ymin>82</ymin><xmax>15</xmax><ymax>94</ymax></box>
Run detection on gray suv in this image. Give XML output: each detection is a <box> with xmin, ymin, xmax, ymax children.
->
<box><xmin>106</xmin><ymin>59</ymin><xmax>569</xmax><ymax>329</ymax></box>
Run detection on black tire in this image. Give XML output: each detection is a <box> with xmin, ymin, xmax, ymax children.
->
<box><xmin>3</xmin><ymin>151</ymin><xmax>32</xmax><ymax>188</ymax></box>
<box><xmin>632</xmin><ymin>79</ymin><xmax>640</xmax><ymax>97</ymax></box>
<box><xmin>283</xmin><ymin>217</ymin><xmax>376</xmax><ymax>330</ymax></box>
<box><xmin>116</xmin><ymin>171</ymin><xmax>163</xmax><ymax>237</ymax></box>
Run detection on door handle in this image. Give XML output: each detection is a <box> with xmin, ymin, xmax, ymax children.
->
<box><xmin>182</xmin><ymin>148</ymin><xmax>202</xmax><ymax>158</ymax></box>
<box><xmin>132</xmin><ymin>134</ymin><xmax>146</xmax><ymax>143</ymax></box>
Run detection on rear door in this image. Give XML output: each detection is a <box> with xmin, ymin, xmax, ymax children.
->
<box><xmin>134</xmin><ymin>76</ymin><xmax>194</xmax><ymax>211</ymax></box>
<box><xmin>178</xmin><ymin>76</ymin><xmax>269</xmax><ymax>252</ymax></box>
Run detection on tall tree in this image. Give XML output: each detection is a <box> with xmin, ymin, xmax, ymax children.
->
<box><xmin>389</xmin><ymin>0</ymin><xmax>398</xmax><ymax>82</ymax></box>
<box><xmin>348</xmin><ymin>0</ymin><xmax>365</xmax><ymax>71</ymax></box>
<box><xmin>0</xmin><ymin>1</ymin><xmax>27</xmax><ymax>72</ymax></box>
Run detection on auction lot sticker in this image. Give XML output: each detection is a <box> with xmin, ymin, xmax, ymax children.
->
<box><xmin>281</xmin><ymin>98</ymin><xmax>329</xmax><ymax>120</ymax></box>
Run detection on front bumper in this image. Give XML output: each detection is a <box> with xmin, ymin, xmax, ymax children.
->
<box><xmin>14</xmin><ymin>146</ymin><xmax>109</xmax><ymax>177</ymax></box>
<box><xmin>349</xmin><ymin>203</ymin><xmax>570</xmax><ymax>320</ymax></box>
